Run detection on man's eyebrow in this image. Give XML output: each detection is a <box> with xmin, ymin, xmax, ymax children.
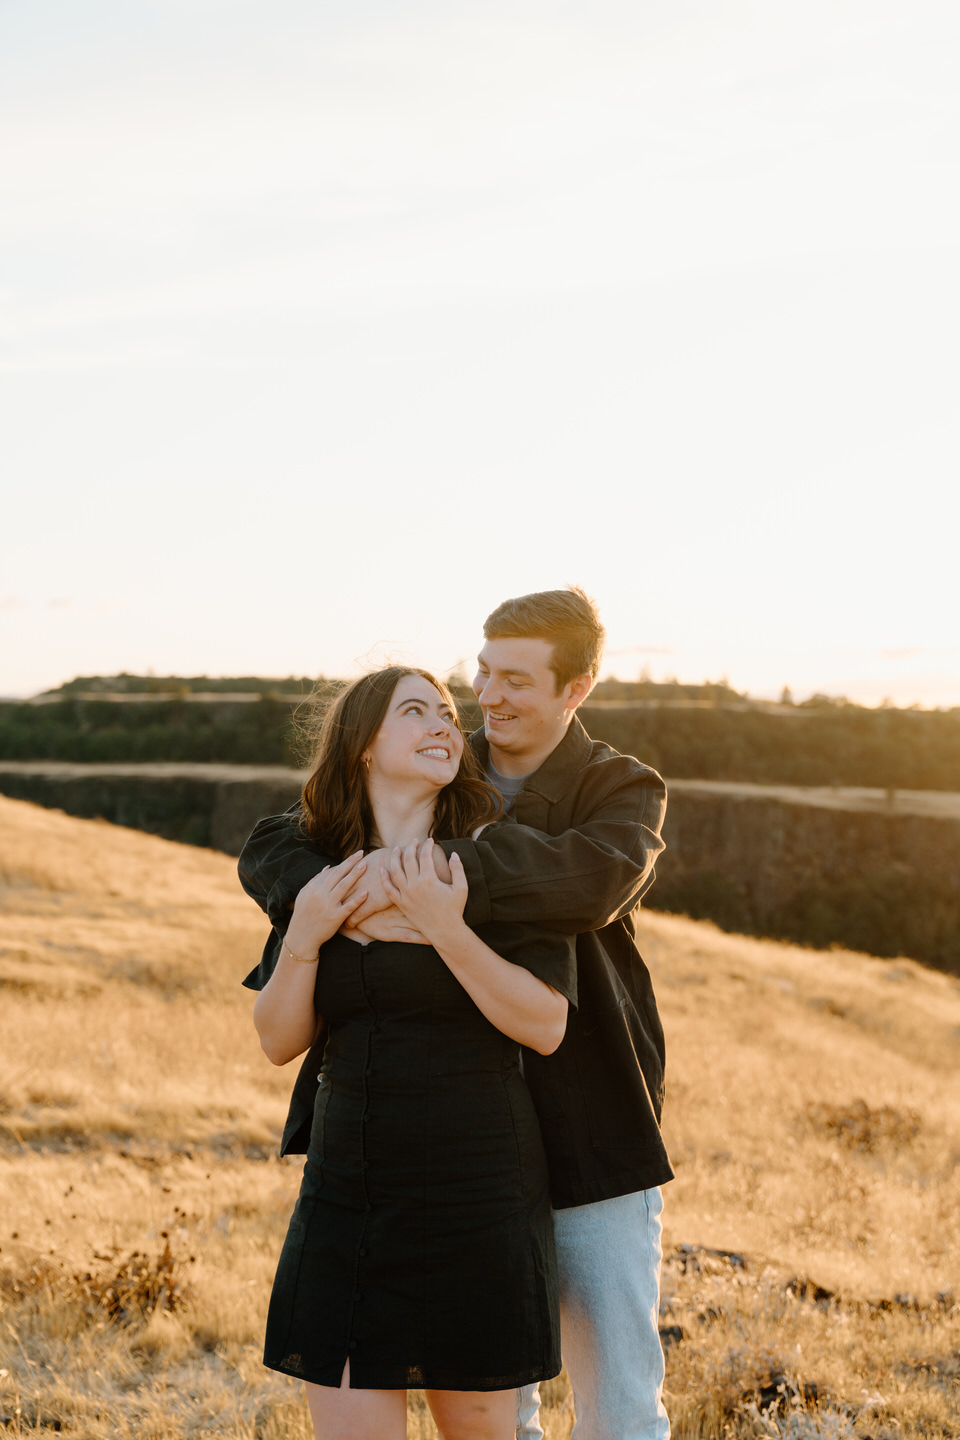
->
<box><xmin>477</xmin><ymin>662</ymin><xmax>536</xmax><ymax>680</ymax></box>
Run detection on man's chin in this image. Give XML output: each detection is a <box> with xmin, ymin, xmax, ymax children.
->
<box><xmin>485</xmin><ymin>724</ymin><xmax>516</xmax><ymax>748</ymax></box>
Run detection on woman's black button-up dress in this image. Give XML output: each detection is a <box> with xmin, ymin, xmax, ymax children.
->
<box><xmin>262</xmin><ymin>930</ymin><xmax>576</xmax><ymax>1392</ymax></box>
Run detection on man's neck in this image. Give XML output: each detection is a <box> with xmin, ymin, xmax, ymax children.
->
<box><xmin>487</xmin><ymin>725</ymin><xmax>568</xmax><ymax>779</ymax></box>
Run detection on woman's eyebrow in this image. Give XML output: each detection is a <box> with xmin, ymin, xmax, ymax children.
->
<box><xmin>395</xmin><ymin>695</ymin><xmax>437</xmax><ymax>710</ymax></box>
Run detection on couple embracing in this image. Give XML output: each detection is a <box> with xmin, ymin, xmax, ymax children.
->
<box><xmin>240</xmin><ymin>587</ymin><xmax>673</xmax><ymax>1440</ymax></box>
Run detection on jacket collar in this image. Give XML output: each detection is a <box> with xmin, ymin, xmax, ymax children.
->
<box><xmin>468</xmin><ymin>713</ymin><xmax>591</xmax><ymax>803</ymax></box>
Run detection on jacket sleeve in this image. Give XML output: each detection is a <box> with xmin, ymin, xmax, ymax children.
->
<box><xmin>440</xmin><ymin>761</ymin><xmax>667</xmax><ymax>934</ymax></box>
<box><xmin>237</xmin><ymin>805</ymin><xmax>332</xmax><ymax>929</ymax></box>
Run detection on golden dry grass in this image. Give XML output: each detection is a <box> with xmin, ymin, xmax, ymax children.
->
<box><xmin>1</xmin><ymin>794</ymin><xmax>958</xmax><ymax>1438</ymax></box>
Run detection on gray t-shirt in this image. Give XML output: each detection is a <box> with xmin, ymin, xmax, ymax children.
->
<box><xmin>485</xmin><ymin>759</ymin><xmax>529</xmax><ymax>814</ymax></box>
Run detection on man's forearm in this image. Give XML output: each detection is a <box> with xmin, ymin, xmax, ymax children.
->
<box><xmin>238</xmin><ymin>765</ymin><xmax>667</xmax><ymax>939</ymax></box>
<box><xmin>439</xmin><ymin>771</ymin><xmax>667</xmax><ymax>933</ymax></box>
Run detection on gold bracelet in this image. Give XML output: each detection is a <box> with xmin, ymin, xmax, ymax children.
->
<box><xmin>281</xmin><ymin>937</ymin><xmax>319</xmax><ymax>965</ymax></box>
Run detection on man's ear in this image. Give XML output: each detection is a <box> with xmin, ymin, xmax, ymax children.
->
<box><xmin>563</xmin><ymin>673</ymin><xmax>594</xmax><ymax>715</ymax></box>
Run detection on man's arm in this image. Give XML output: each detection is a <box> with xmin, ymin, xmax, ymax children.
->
<box><xmin>238</xmin><ymin>757</ymin><xmax>666</xmax><ymax>939</ymax></box>
<box><xmin>238</xmin><ymin>807</ymin><xmax>425</xmax><ymax>943</ymax></box>
<box><xmin>438</xmin><ymin>758</ymin><xmax>667</xmax><ymax>934</ymax></box>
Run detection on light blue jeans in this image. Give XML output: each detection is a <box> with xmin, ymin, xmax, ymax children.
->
<box><xmin>516</xmin><ymin>1188</ymin><xmax>670</xmax><ymax>1440</ymax></box>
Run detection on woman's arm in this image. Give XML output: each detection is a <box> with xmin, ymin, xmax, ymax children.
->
<box><xmin>383</xmin><ymin>840</ymin><xmax>569</xmax><ymax>1056</ymax></box>
<box><xmin>253</xmin><ymin>852</ymin><xmax>367</xmax><ymax>1065</ymax></box>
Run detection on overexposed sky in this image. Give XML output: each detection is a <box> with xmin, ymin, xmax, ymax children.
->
<box><xmin>2</xmin><ymin>0</ymin><xmax>959</xmax><ymax>703</ymax></box>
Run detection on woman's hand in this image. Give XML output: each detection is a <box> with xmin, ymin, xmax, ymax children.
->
<box><xmin>382</xmin><ymin>838</ymin><xmax>467</xmax><ymax>948</ymax></box>
<box><xmin>284</xmin><ymin>851</ymin><xmax>368</xmax><ymax>959</ymax></box>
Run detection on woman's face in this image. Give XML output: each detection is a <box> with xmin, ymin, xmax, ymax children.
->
<box><xmin>362</xmin><ymin>674</ymin><xmax>464</xmax><ymax>789</ymax></box>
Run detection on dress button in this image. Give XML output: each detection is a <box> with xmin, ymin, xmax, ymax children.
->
<box><xmin>349</xmin><ymin>1340</ymin><xmax>357</xmax><ymax>1351</ymax></box>
<box><xmin>359</xmin><ymin>1248</ymin><xmax>367</xmax><ymax>1257</ymax></box>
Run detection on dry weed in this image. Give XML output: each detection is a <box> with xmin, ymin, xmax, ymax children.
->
<box><xmin>1</xmin><ymin>798</ymin><xmax>959</xmax><ymax>1437</ymax></box>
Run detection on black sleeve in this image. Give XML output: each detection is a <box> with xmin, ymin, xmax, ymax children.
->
<box><xmin>241</xmin><ymin>928</ymin><xmax>284</xmax><ymax>993</ymax></box>
<box><xmin>439</xmin><ymin>759</ymin><xmax>667</xmax><ymax>934</ymax></box>
<box><xmin>237</xmin><ymin>806</ymin><xmax>332</xmax><ymax>929</ymax></box>
<box><xmin>475</xmin><ymin>922</ymin><xmax>578</xmax><ymax>1009</ymax></box>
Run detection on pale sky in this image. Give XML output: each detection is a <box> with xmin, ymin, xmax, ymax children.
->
<box><xmin>2</xmin><ymin>0</ymin><xmax>959</xmax><ymax>704</ymax></box>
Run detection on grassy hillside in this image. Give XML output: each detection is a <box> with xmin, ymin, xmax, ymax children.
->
<box><xmin>1</xmin><ymin>797</ymin><xmax>958</xmax><ymax>1438</ymax></box>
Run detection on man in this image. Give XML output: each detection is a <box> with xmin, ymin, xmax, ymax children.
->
<box><xmin>240</xmin><ymin>587</ymin><xmax>672</xmax><ymax>1440</ymax></box>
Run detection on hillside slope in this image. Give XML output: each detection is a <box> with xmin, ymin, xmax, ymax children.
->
<box><xmin>1</xmin><ymin>796</ymin><xmax>958</xmax><ymax>1439</ymax></box>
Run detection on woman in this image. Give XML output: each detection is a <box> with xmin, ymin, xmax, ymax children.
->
<box><xmin>247</xmin><ymin>666</ymin><xmax>575</xmax><ymax>1440</ymax></box>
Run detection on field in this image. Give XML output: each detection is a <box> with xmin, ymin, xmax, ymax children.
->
<box><xmin>1</xmin><ymin>794</ymin><xmax>958</xmax><ymax>1438</ymax></box>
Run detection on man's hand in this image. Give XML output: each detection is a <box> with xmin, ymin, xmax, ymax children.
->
<box><xmin>346</xmin><ymin>843</ymin><xmax>454</xmax><ymax>926</ymax></box>
<box><xmin>341</xmin><ymin>906</ymin><xmax>428</xmax><ymax>945</ymax></box>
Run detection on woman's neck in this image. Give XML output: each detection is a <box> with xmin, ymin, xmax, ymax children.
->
<box><xmin>367</xmin><ymin>782</ymin><xmax>438</xmax><ymax>850</ymax></box>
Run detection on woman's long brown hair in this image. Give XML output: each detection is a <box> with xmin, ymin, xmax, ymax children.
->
<box><xmin>299</xmin><ymin>666</ymin><xmax>502</xmax><ymax>858</ymax></box>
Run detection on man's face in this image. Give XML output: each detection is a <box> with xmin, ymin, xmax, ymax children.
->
<box><xmin>473</xmin><ymin>636</ymin><xmax>585</xmax><ymax>776</ymax></box>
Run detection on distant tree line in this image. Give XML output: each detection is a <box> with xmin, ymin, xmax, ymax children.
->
<box><xmin>3</xmin><ymin>678</ymin><xmax>960</xmax><ymax>789</ymax></box>
<box><xmin>52</xmin><ymin>673</ymin><xmax>317</xmax><ymax>697</ymax></box>
<box><xmin>577</xmin><ymin>701</ymin><xmax>960</xmax><ymax>791</ymax></box>
<box><xmin>0</xmin><ymin>696</ymin><xmax>302</xmax><ymax>765</ymax></box>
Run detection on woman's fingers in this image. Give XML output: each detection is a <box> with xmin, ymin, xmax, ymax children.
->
<box><xmin>386</xmin><ymin>846</ymin><xmax>406</xmax><ymax>888</ymax></box>
<box><xmin>402</xmin><ymin>838</ymin><xmax>421</xmax><ymax>880</ymax></box>
<box><xmin>382</xmin><ymin>869</ymin><xmax>401</xmax><ymax>900</ymax></box>
<box><xmin>332</xmin><ymin>859</ymin><xmax>366</xmax><ymax>893</ymax></box>
<box><xmin>332</xmin><ymin>850</ymin><xmax>365</xmax><ymax>877</ymax></box>
<box><xmin>341</xmin><ymin>888</ymin><xmax>369</xmax><ymax>914</ymax></box>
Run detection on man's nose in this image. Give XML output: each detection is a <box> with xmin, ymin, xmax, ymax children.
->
<box><xmin>477</xmin><ymin>676</ymin><xmax>500</xmax><ymax>705</ymax></box>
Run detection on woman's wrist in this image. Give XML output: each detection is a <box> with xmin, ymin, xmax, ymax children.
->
<box><xmin>280</xmin><ymin>936</ymin><xmax>319</xmax><ymax>965</ymax></box>
<box><xmin>423</xmin><ymin>912</ymin><xmax>468</xmax><ymax>955</ymax></box>
<box><xmin>283</xmin><ymin>913</ymin><xmax>330</xmax><ymax>960</ymax></box>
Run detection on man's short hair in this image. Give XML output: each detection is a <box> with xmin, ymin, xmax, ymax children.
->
<box><xmin>483</xmin><ymin>586</ymin><xmax>605</xmax><ymax>691</ymax></box>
